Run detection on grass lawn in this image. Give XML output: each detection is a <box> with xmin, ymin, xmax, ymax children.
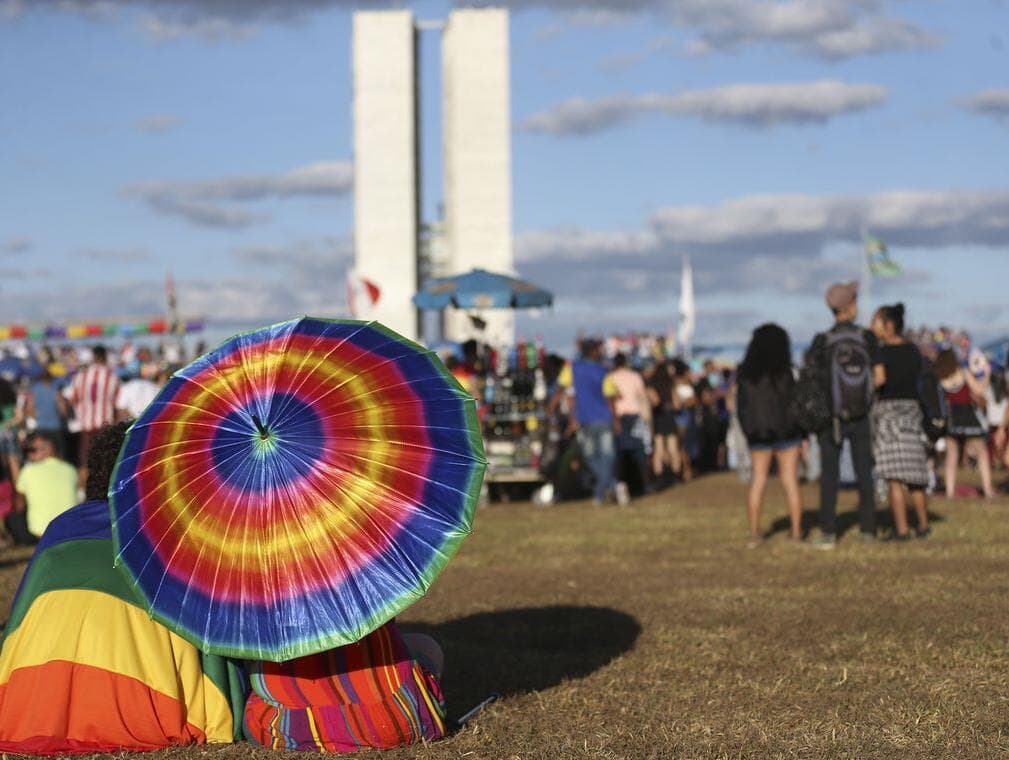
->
<box><xmin>3</xmin><ymin>471</ymin><xmax>1009</xmax><ymax>758</ymax></box>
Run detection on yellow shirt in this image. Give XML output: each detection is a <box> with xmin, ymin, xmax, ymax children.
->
<box><xmin>16</xmin><ymin>457</ymin><xmax>78</xmax><ymax>537</ymax></box>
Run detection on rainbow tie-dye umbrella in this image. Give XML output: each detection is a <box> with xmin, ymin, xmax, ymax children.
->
<box><xmin>109</xmin><ymin>317</ymin><xmax>486</xmax><ymax>662</ymax></box>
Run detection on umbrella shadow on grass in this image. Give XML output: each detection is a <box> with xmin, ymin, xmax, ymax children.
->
<box><xmin>405</xmin><ymin>605</ymin><xmax>641</xmax><ymax>720</ymax></box>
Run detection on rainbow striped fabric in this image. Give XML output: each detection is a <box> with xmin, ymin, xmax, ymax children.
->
<box><xmin>243</xmin><ymin>622</ymin><xmax>446</xmax><ymax>753</ymax></box>
<box><xmin>0</xmin><ymin>500</ymin><xmax>246</xmax><ymax>755</ymax></box>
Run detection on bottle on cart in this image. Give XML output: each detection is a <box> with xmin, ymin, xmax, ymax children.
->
<box><xmin>526</xmin><ymin>340</ymin><xmax>537</xmax><ymax>370</ymax></box>
<box><xmin>516</xmin><ymin>338</ymin><xmax>527</xmax><ymax>370</ymax></box>
<box><xmin>535</xmin><ymin>335</ymin><xmax>546</xmax><ymax>369</ymax></box>
<box><xmin>485</xmin><ymin>374</ymin><xmax>496</xmax><ymax>405</ymax></box>
<box><xmin>533</xmin><ymin>368</ymin><xmax>547</xmax><ymax>404</ymax></box>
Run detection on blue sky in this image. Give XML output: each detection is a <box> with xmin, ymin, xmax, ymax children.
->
<box><xmin>1</xmin><ymin>0</ymin><xmax>1007</xmax><ymax>351</ymax></box>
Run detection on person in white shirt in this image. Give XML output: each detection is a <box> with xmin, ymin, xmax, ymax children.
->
<box><xmin>115</xmin><ymin>366</ymin><xmax>165</xmax><ymax>422</ymax></box>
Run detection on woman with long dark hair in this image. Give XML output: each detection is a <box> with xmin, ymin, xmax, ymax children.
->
<box><xmin>871</xmin><ymin>303</ymin><xmax>930</xmax><ymax>539</ymax></box>
<box><xmin>934</xmin><ymin>348</ymin><xmax>993</xmax><ymax>499</ymax></box>
<box><xmin>736</xmin><ymin>323</ymin><xmax>803</xmax><ymax>545</ymax></box>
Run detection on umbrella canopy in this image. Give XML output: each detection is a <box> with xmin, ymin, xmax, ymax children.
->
<box><xmin>109</xmin><ymin>317</ymin><xmax>486</xmax><ymax>662</ymax></box>
<box><xmin>413</xmin><ymin>268</ymin><xmax>553</xmax><ymax>310</ymax></box>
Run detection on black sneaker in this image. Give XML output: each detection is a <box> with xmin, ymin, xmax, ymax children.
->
<box><xmin>915</xmin><ymin>526</ymin><xmax>932</xmax><ymax>539</ymax></box>
<box><xmin>884</xmin><ymin>532</ymin><xmax>912</xmax><ymax>543</ymax></box>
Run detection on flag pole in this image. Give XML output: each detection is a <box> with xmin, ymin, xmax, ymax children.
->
<box><xmin>859</xmin><ymin>228</ymin><xmax>871</xmax><ymax>318</ymax></box>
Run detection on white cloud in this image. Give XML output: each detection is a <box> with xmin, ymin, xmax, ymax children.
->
<box><xmin>127</xmin><ymin>160</ymin><xmax>353</xmax><ymax>228</ymax></box>
<box><xmin>77</xmin><ymin>247</ymin><xmax>152</xmax><ymax>263</ymax></box>
<box><xmin>139</xmin><ymin>14</ymin><xmax>254</xmax><ymax>42</ymax></box>
<box><xmin>519</xmin><ymin>80</ymin><xmax>887</xmax><ymax>135</ymax></box>
<box><xmin>1</xmin><ymin>238</ymin><xmax>32</xmax><ymax>254</ymax></box>
<box><xmin>962</xmin><ymin>88</ymin><xmax>1009</xmax><ymax>120</ymax></box>
<box><xmin>808</xmin><ymin>17</ymin><xmax>941</xmax><ymax>59</ymax></box>
<box><xmin>136</xmin><ymin>114</ymin><xmax>182</xmax><ymax>133</ymax></box>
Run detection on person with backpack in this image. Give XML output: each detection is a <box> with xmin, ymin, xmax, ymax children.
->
<box><xmin>736</xmin><ymin>324</ymin><xmax>804</xmax><ymax>546</ymax></box>
<box><xmin>808</xmin><ymin>281</ymin><xmax>880</xmax><ymax>549</ymax></box>
<box><xmin>870</xmin><ymin>303</ymin><xmax>931</xmax><ymax>540</ymax></box>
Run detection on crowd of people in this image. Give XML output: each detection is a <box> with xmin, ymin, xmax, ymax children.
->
<box><xmin>0</xmin><ymin>340</ymin><xmax>198</xmax><ymax>547</ymax></box>
<box><xmin>542</xmin><ymin>281</ymin><xmax>1008</xmax><ymax>548</ymax></box>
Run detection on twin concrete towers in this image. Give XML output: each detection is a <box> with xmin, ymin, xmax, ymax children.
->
<box><xmin>352</xmin><ymin>8</ymin><xmax>515</xmax><ymax>346</ymax></box>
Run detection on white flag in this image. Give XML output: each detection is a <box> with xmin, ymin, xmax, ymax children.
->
<box><xmin>677</xmin><ymin>255</ymin><xmax>695</xmax><ymax>357</ymax></box>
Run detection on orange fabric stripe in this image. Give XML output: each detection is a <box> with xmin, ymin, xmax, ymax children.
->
<box><xmin>0</xmin><ymin>660</ymin><xmax>207</xmax><ymax>753</ymax></box>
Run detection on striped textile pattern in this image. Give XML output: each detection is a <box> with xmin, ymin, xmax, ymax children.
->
<box><xmin>70</xmin><ymin>364</ymin><xmax>120</xmax><ymax>431</ymax></box>
<box><xmin>243</xmin><ymin>622</ymin><xmax>446</xmax><ymax>753</ymax></box>
<box><xmin>0</xmin><ymin>500</ymin><xmax>246</xmax><ymax>755</ymax></box>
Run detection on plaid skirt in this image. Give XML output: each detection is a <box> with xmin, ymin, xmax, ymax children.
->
<box><xmin>872</xmin><ymin>399</ymin><xmax>929</xmax><ymax>487</ymax></box>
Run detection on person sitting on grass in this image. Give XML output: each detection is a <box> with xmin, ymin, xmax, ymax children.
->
<box><xmin>0</xmin><ymin>422</ymin><xmax>246</xmax><ymax>755</ymax></box>
<box><xmin>10</xmin><ymin>431</ymin><xmax>77</xmax><ymax>545</ymax></box>
<box><xmin>243</xmin><ymin>624</ymin><xmax>448</xmax><ymax>753</ymax></box>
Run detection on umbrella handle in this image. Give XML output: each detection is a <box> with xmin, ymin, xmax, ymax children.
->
<box><xmin>251</xmin><ymin>414</ymin><xmax>270</xmax><ymax>438</ymax></box>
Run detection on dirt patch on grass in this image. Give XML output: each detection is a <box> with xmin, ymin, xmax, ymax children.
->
<box><xmin>2</xmin><ymin>472</ymin><xmax>1008</xmax><ymax>758</ymax></box>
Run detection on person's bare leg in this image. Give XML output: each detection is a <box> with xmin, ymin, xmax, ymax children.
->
<box><xmin>944</xmin><ymin>437</ymin><xmax>959</xmax><ymax>498</ymax></box>
<box><xmin>679</xmin><ymin>434</ymin><xmax>693</xmax><ymax>482</ymax></box>
<box><xmin>888</xmin><ymin>481</ymin><xmax>910</xmax><ymax>536</ymax></box>
<box><xmin>910</xmin><ymin>488</ymin><xmax>929</xmax><ymax>531</ymax></box>
<box><xmin>747</xmin><ymin>449</ymin><xmax>772</xmax><ymax>540</ymax></box>
<box><xmin>972</xmin><ymin>437</ymin><xmax>994</xmax><ymax>497</ymax></box>
<box><xmin>667</xmin><ymin>434</ymin><xmax>682</xmax><ymax>477</ymax></box>
<box><xmin>651</xmin><ymin>435</ymin><xmax>665</xmax><ymax>478</ymax></box>
<box><xmin>775</xmin><ymin>446</ymin><xmax>803</xmax><ymax>539</ymax></box>
<box><xmin>401</xmin><ymin>632</ymin><xmax>444</xmax><ymax>678</ymax></box>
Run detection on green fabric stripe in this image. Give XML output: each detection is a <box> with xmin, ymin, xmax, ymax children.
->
<box><xmin>2</xmin><ymin>538</ymin><xmax>139</xmax><ymax>643</ymax></box>
<box><xmin>201</xmin><ymin>652</ymin><xmax>249</xmax><ymax>741</ymax></box>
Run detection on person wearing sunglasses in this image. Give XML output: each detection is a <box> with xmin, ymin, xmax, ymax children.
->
<box><xmin>10</xmin><ymin>431</ymin><xmax>77</xmax><ymax>543</ymax></box>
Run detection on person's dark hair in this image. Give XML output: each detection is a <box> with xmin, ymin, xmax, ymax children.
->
<box><xmin>25</xmin><ymin>430</ymin><xmax>60</xmax><ymax>457</ymax></box>
<box><xmin>444</xmin><ymin>355</ymin><xmax>459</xmax><ymax>371</ymax></box>
<box><xmin>933</xmin><ymin>349</ymin><xmax>959</xmax><ymax>381</ymax></box>
<box><xmin>85</xmin><ymin>421</ymin><xmax>131</xmax><ymax>501</ymax></box>
<box><xmin>92</xmin><ymin>344</ymin><xmax>108</xmax><ymax>363</ymax></box>
<box><xmin>739</xmin><ymin>323</ymin><xmax>792</xmax><ymax>382</ymax></box>
<box><xmin>876</xmin><ymin>303</ymin><xmax>906</xmax><ymax>335</ymax></box>
<box><xmin>613</xmin><ymin>352</ymin><xmax>628</xmax><ymax>369</ymax></box>
<box><xmin>670</xmin><ymin>358</ymin><xmax>690</xmax><ymax>378</ymax></box>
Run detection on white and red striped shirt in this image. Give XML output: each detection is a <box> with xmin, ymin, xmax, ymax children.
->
<box><xmin>69</xmin><ymin>364</ymin><xmax>120</xmax><ymax>432</ymax></box>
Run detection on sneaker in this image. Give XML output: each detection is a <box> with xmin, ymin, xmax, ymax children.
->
<box><xmin>859</xmin><ymin>532</ymin><xmax>877</xmax><ymax>544</ymax></box>
<box><xmin>615</xmin><ymin>482</ymin><xmax>630</xmax><ymax>507</ymax></box>
<box><xmin>591</xmin><ymin>498</ymin><xmax>603</xmax><ymax>507</ymax></box>
<box><xmin>884</xmin><ymin>532</ymin><xmax>911</xmax><ymax>543</ymax></box>
<box><xmin>915</xmin><ymin>526</ymin><xmax>932</xmax><ymax>539</ymax></box>
<box><xmin>812</xmin><ymin>533</ymin><xmax>836</xmax><ymax>550</ymax></box>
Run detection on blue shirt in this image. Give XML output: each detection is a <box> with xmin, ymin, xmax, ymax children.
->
<box><xmin>31</xmin><ymin>382</ymin><xmax>62</xmax><ymax>431</ymax></box>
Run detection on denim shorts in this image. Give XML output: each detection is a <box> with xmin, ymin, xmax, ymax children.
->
<box><xmin>749</xmin><ymin>438</ymin><xmax>802</xmax><ymax>452</ymax></box>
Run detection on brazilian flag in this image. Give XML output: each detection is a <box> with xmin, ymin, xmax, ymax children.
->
<box><xmin>865</xmin><ymin>235</ymin><xmax>902</xmax><ymax>277</ymax></box>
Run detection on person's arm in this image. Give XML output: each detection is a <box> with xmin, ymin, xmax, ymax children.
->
<box><xmin>548</xmin><ymin>362</ymin><xmax>572</xmax><ymax>417</ymax></box>
<box><xmin>964</xmin><ymin>368</ymin><xmax>988</xmax><ymax>400</ymax></box>
<box><xmin>874</xmin><ymin>363</ymin><xmax>886</xmax><ymax>388</ymax></box>
<box><xmin>14</xmin><ymin>470</ymin><xmax>26</xmax><ymax>514</ymax></box>
<box><xmin>603</xmin><ymin>374</ymin><xmax>619</xmax><ymax>433</ymax></box>
<box><xmin>24</xmin><ymin>392</ymin><xmax>36</xmax><ymax>421</ymax></box>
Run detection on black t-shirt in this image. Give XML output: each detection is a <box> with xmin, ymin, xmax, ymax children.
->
<box><xmin>878</xmin><ymin>342</ymin><xmax>923</xmax><ymax>401</ymax></box>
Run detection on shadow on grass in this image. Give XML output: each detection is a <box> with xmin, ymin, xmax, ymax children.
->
<box><xmin>766</xmin><ymin>508</ymin><xmax>946</xmax><ymax>538</ymax></box>
<box><xmin>406</xmin><ymin>605</ymin><xmax>641</xmax><ymax>719</ymax></box>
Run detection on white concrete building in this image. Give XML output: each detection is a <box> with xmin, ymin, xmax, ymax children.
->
<box><xmin>442</xmin><ymin>8</ymin><xmax>515</xmax><ymax>347</ymax></box>
<box><xmin>351</xmin><ymin>11</ymin><xmax>419</xmax><ymax>341</ymax></box>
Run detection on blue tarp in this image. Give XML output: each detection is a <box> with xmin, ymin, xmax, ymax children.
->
<box><xmin>413</xmin><ymin>269</ymin><xmax>553</xmax><ymax>310</ymax></box>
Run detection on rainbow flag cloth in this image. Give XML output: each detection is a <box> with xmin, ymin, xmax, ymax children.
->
<box><xmin>243</xmin><ymin>622</ymin><xmax>447</xmax><ymax>752</ymax></box>
<box><xmin>0</xmin><ymin>500</ymin><xmax>246</xmax><ymax>755</ymax></box>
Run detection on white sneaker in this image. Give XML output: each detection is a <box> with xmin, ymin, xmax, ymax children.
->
<box><xmin>615</xmin><ymin>482</ymin><xmax>630</xmax><ymax>506</ymax></box>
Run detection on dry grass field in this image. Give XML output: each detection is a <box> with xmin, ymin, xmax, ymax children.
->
<box><xmin>3</xmin><ymin>471</ymin><xmax>1009</xmax><ymax>759</ymax></box>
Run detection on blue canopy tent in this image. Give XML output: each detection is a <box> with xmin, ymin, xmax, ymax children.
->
<box><xmin>413</xmin><ymin>269</ymin><xmax>553</xmax><ymax>311</ymax></box>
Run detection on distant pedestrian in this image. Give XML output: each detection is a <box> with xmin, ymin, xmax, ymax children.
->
<box><xmin>670</xmin><ymin>359</ymin><xmax>696</xmax><ymax>483</ymax></box>
<box><xmin>646</xmin><ymin>360</ymin><xmax>681</xmax><ymax>485</ymax></box>
<box><xmin>609</xmin><ymin>353</ymin><xmax>651</xmax><ymax>497</ymax></box>
<box><xmin>67</xmin><ymin>345</ymin><xmax>119</xmax><ymax>483</ymax></box>
<box><xmin>551</xmin><ymin>339</ymin><xmax>620</xmax><ymax>506</ymax></box>
<box><xmin>27</xmin><ymin>370</ymin><xmax>67</xmax><ymax>444</ymax></box>
<box><xmin>934</xmin><ymin>348</ymin><xmax>993</xmax><ymax>498</ymax></box>
<box><xmin>871</xmin><ymin>303</ymin><xmax>930</xmax><ymax>539</ymax></box>
<box><xmin>736</xmin><ymin>324</ymin><xmax>803</xmax><ymax>545</ymax></box>
<box><xmin>12</xmin><ymin>431</ymin><xmax>77</xmax><ymax>544</ymax></box>
<box><xmin>115</xmin><ymin>366</ymin><xmax>162</xmax><ymax>422</ymax></box>
<box><xmin>809</xmin><ymin>282</ymin><xmax>879</xmax><ymax>549</ymax></box>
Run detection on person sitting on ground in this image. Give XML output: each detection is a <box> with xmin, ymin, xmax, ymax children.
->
<box><xmin>736</xmin><ymin>323</ymin><xmax>804</xmax><ymax>546</ymax></box>
<box><xmin>10</xmin><ymin>431</ymin><xmax>77</xmax><ymax>545</ymax></box>
<box><xmin>0</xmin><ymin>422</ymin><xmax>246</xmax><ymax>755</ymax></box>
<box><xmin>243</xmin><ymin>623</ymin><xmax>447</xmax><ymax>753</ymax></box>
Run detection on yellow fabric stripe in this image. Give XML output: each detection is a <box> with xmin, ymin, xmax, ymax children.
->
<box><xmin>413</xmin><ymin>665</ymin><xmax>445</xmax><ymax>735</ymax></box>
<box><xmin>0</xmin><ymin>589</ymin><xmax>234</xmax><ymax>743</ymax></box>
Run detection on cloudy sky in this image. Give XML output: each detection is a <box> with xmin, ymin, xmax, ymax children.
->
<box><xmin>1</xmin><ymin>0</ymin><xmax>1007</xmax><ymax>350</ymax></box>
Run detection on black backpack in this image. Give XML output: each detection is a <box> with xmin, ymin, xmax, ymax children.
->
<box><xmin>825</xmin><ymin>327</ymin><xmax>873</xmax><ymax>421</ymax></box>
<box><xmin>740</xmin><ymin>375</ymin><xmax>792</xmax><ymax>442</ymax></box>
<box><xmin>788</xmin><ymin>361</ymin><xmax>831</xmax><ymax>434</ymax></box>
<box><xmin>917</xmin><ymin>369</ymin><xmax>948</xmax><ymax>442</ymax></box>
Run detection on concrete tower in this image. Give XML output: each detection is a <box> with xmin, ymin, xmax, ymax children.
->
<box><xmin>442</xmin><ymin>8</ymin><xmax>515</xmax><ymax>347</ymax></box>
<box><xmin>351</xmin><ymin>11</ymin><xmax>419</xmax><ymax>341</ymax></box>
